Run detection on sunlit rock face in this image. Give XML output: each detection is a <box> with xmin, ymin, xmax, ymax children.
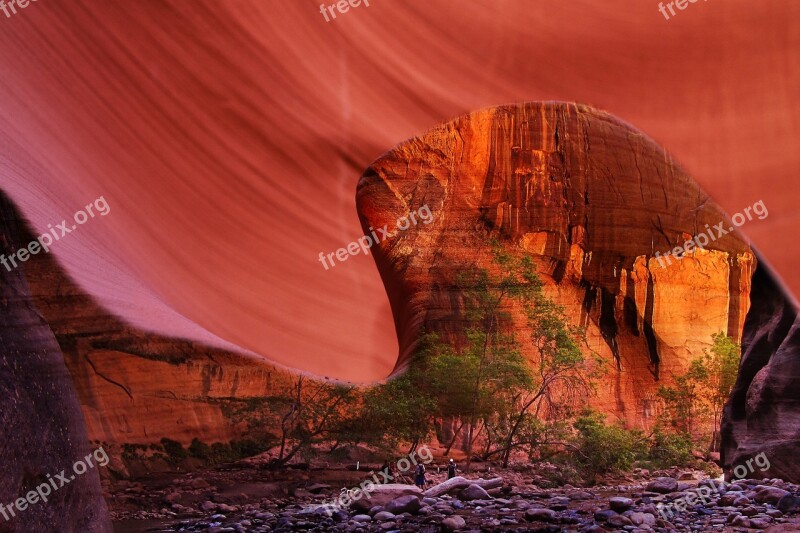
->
<box><xmin>357</xmin><ymin>102</ymin><xmax>755</xmax><ymax>427</ymax></box>
<box><xmin>722</xmin><ymin>260</ymin><xmax>800</xmax><ymax>482</ymax></box>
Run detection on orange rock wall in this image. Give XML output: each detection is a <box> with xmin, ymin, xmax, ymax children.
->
<box><xmin>22</xmin><ymin>243</ymin><xmax>297</xmax><ymax>446</ymax></box>
<box><xmin>357</xmin><ymin>103</ymin><xmax>755</xmax><ymax>427</ymax></box>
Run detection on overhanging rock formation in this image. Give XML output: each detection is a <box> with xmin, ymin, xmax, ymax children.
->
<box><xmin>357</xmin><ymin>102</ymin><xmax>756</xmax><ymax>428</ymax></box>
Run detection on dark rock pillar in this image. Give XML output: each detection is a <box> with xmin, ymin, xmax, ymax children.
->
<box><xmin>721</xmin><ymin>256</ymin><xmax>800</xmax><ymax>482</ymax></box>
<box><xmin>0</xmin><ymin>192</ymin><xmax>111</xmax><ymax>532</ymax></box>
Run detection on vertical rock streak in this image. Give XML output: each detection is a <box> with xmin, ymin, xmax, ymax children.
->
<box><xmin>358</xmin><ymin>102</ymin><xmax>754</xmax><ymax>427</ymax></box>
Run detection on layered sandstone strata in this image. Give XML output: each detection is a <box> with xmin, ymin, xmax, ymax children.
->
<box><xmin>357</xmin><ymin>102</ymin><xmax>755</xmax><ymax>427</ymax></box>
<box><xmin>19</xmin><ymin>219</ymin><xmax>298</xmax><ymax>447</ymax></box>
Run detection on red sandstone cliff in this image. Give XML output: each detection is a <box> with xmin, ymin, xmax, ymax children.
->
<box><xmin>357</xmin><ymin>102</ymin><xmax>755</xmax><ymax>427</ymax></box>
<box><xmin>7</xmin><ymin>102</ymin><xmax>763</xmax><ymax>455</ymax></box>
<box><xmin>0</xmin><ymin>2</ymin><xmax>796</xmax><ymax>385</ymax></box>
<box><xmin>21</xmin><ymin>237</ymin><xmax>298</xmax><ymax>447</ymax></box>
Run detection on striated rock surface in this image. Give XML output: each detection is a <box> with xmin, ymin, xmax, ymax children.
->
<box><xmin>18</xmin><ymin>216</ymin><xmax>298</xmax><ymax>447</ymax></box>
<box><xmin>0</xmin><ymin>192</ymin><xmax>110</xmax><ymax>532</ymax></box>
<box><xmin>0</xmin><ymin>2</ymin><xmax>796</xmax><ymax>384</ymax></box>
<box><xmin>721</xmin><ymin>259</ymin><xmax>800</xmax><ymax>482</ymax></box>
<box><xmin>357</xmin><ymin>102</ymin><xmax>755</xmax><ymax>427</ymax></box>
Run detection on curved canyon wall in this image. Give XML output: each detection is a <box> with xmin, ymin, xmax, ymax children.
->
<box><xmin>0</xmin><ymin>100</ymin><xmax>797</xmax><ymax>492</ymax></box>
<box><xmin>0</xmin><ymin>1</ymin><xmax>796</xmax><ymax>383</ymax></box>
<box><xmin>357</xmin><ymin>102</ymin><xmax>755</xmax><ymax>426</ymax></box>
<box><xmin>17</xmin><ymin>215</ymin><xmax>298</xmax><ymax>448</ymax></box>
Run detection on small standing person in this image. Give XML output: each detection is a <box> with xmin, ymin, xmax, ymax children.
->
<box><xmin>414</xmin><ymin>462</ymin><xmax>427</xmax><ymax>489</ymax></box>
<box><xmin>381</xmin><ymin>460</ymin><xmax>394</xmax><ymax>480</ymax></box>
<box><xmin>447</xmin><ymin>458</ymin><xmax>457</xmax><ymax>479</ymax></box>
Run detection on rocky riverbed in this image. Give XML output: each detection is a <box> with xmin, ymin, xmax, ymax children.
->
<box><xmin>108</xmin><ymin>460</ymin><xmax>800</xmax><ymax>532</ymax></box>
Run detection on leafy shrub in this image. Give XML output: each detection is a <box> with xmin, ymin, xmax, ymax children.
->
<box><xmin>160</xmin><ymin>438</ymin><xmax>187</xmax><ymax>464</ymax></box>
<box><xmin>572</xmin><ymin>410</ymin><xmax>644</xmax><ymax>482</ymax></box>
<box><xmin>121</xmin><ymin>443</ymin><xmax>149</xmax><ymax>462</ymax></box>
<box><xmin>649</xmin><ymin>427</ymin><xmax>694</xmax><ymax>468</ymax></box>
<box><xmin>187</xmin><ymin>438</ymin><xmax>269</xmax><ymax>464</ymax></box>
<box><xmin>209</xmin><ymin>442</ymin><xmax>238</xmax><ymax>463</ymax></box>
<box><xmin>538</xmin><ymin>460</ymin><xmax>583</xmax><ymax>488</ymax></box>
<box><xmin>188</xmin><ymin>438</ymin><xmax>211</xmax><ymax>460</ymax></box>
<box><xmin>231</xmin><ymin>439</ymin><xmax>267</xmax><ymax>459</ymax></box>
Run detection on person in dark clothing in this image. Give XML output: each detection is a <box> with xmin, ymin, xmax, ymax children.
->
<box><xmin>414</xmin><ymin>463</ymin><xmax>426</xmax><ymax>488</ymax></box>
<box><xmin>447</xmin><ymin>458</ymin><xmax>457</xmax><ymax>479</ymax></box>
<box><xmin>381</xmin><ymin>461</ymin><xmax>394</xmax><ymax>480</ymax></box>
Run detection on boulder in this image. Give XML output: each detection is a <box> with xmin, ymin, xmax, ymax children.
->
<box><xmin>384</xmin><ymin>494</ymin><xmax>422</xmax><ymax>515</ymax></box>
<box><xmin>524</xmin><ymin>508</ymin><xmax>558</xmax><ymax>522</ymax></box>
<box><xmin>373</xmin><ymin>511</ymin><xmax>396</xmax><ymax>521</ymax></box>
<box><xmin>754</xmin><ymin>486</ymin><xmax>790</xmax><ymax>504</ymax></box>
<box><xmin>607</xmin><ymin>514</ymin><xmax>633</xmax><ymax>527</ymax></box>
<box><xmin>721</xmin><ymin>261</ymin><xmax>800</xmax><ymax>483</ymax></box>
<box><xmin>307</xmin><ymin>483</ymin><xmax>331</xmax><ymax>494</ymax></box>
<box><xmin>594</xmin><ymin>509</ymin><xmax>618</xmax><ymax>522</ymax></box>
<box><xmin>646</xmin><ymin>477</ymin><xmax>679</xmax><ymax>494</ymax></box>
<box><xmin>777</xmin><ymin>494</ymin><xmax>800</xmax><ymax>514</ymax></box>
<box><xmin>459</xmin><ymin>484</ymin><xmax>491</xmax><ymax>501</ymax></box>
<box><xmin>441</xmin><ymin>515</ymin><xmax>466</xmax><ymax>531</ymax></box>
<box><xmin>608</xmin><ymin>497</ymin><xmax>633</xmax><ymax>512</ymax></box>
<box><xmin>349</xmin><ymin>484</ymin><xmax>422</xmax><ymax>512</ymax></box>
<box><xmin>0</xmin><ymin>193</ymin><xmax>111</xmax><ymax>532</ymax></box>
<box><xmin>630</xmin><ymin>512</ymin><xmax>657</xmax><ymax>526</ymax></box>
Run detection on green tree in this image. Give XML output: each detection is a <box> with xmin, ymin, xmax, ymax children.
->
<box><xmin>267</xmin><ymin>376</ymin><xmax>359</xmax><ymax>466</ymax></box>
<box><xmin>358</xmin><ymin>365</ymin><xmax>437</xmax><ymax>454</ymax></box>
<box><xmin>701</xmin><ymin>333</ymin><xmax>741</xmax><ymax>451</ymax></box>
<box><xmin>356</xmin><ymin>242</ymin><xmax>593</xmax><ymax>468</ymax></box>
<box><xmin>649</xmin><ymin>425</ymin><xmax>694</xmax><ymax>468</ymax></box>
<box><xmin>430</xmin><ymin>244</ymin><xmax>592</xmax><ymax>470</ymax></box>
<box><xmin>657</xmin><ymin>333</ymin><xmax>741</xmax><ymax>452</ymax></box>
<box><xmin>496</xmin><ymin>252</ymin><xmax>594</xmax><ymax>467</ymax></box>
<box><xmin>657</xmin><ymin>358</ymin><xmax>708</xmax><ymax>436</ymax></box>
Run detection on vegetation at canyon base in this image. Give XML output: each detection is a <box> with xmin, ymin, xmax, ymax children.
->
<box><xmin>124</xmin><ymin>247</ymin><xmax>740</xmax><ymax>485</ymax></box>
<box><xmin>657</xmin><ymin>332</ymin><xmax>742</xmax><ymax>452</ymax></box>
<box><xmin>360</xmin><ymin>245</ymin><xmax>597</xmax><ymax>470</ymax></box>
